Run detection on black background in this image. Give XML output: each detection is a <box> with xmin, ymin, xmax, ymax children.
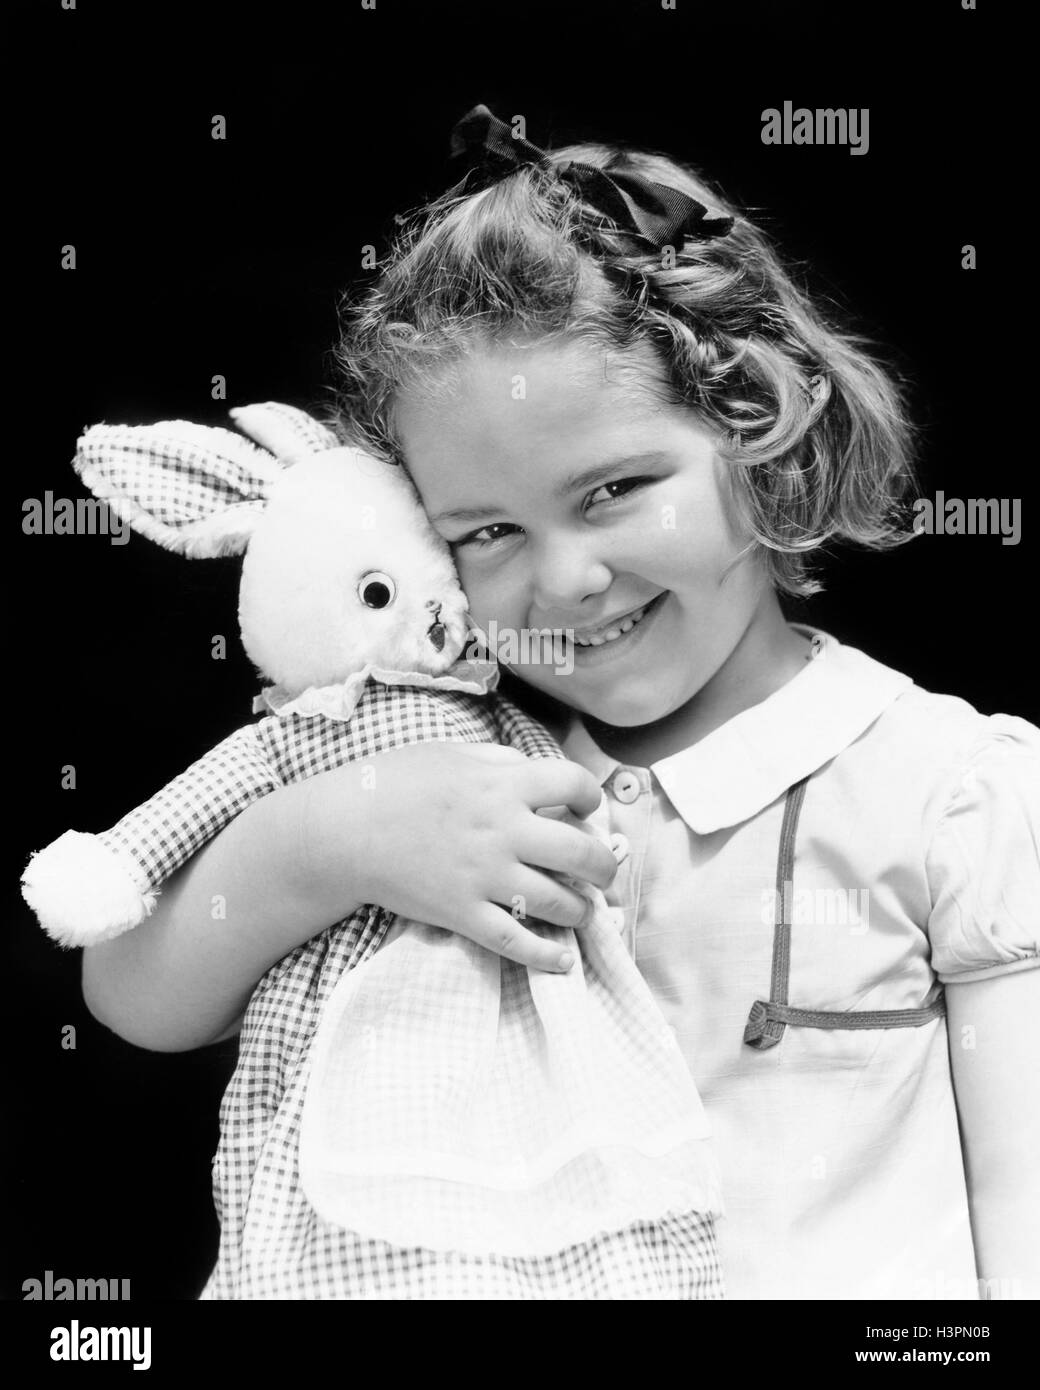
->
<box><xmin>7</xmin><ymin>0</ymin><xmax>1016</xmax><ymax>1307</ymax></box>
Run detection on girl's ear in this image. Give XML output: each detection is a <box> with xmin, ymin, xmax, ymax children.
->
<box><xmin>73</xmin><ymin>419</ymin><xmax>290</xmax><ymax>558</ymax></box>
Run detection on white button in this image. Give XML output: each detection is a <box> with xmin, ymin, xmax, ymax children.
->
<box><xmin>609</xmin><ymin>832</ymin><xmax>631</xmax><ymax>865</ymax></box>
<box><xmin>611</xmin><ymin>769</ymin><xmax>641</xmax><ymax>804</ymax></box>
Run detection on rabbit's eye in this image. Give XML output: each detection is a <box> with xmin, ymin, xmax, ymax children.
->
<box><xmin>358</xmin><ymin>571</ymin><xmax>397</xmax><ymax>609</ymax></box>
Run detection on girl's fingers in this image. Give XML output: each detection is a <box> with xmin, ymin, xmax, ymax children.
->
<box><xmin>517</xmin><ymin>818</ymin><xmax>619</xmax><ymax>892</ymax></box>
<box><xmin>449</xmin><ymin>746</ymin><xmax>603</xmax><ymax>821</ymax></box>
<box><xmin>462</xmin><ymin>901</ymin><xmax>576</xmax><ymax>973</ymax></box>
<box><xmin>507</xmin><ymin>866</ymin><xmax>596</xmax><ymax>930</ymax></box>
<box><xmin>521</xmin><ymin>758</ymin><xmax>605</xmax><ymax>818</ymax></box>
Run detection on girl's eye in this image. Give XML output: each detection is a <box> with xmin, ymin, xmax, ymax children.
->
<box><xmin>357</xmin><ymin>571</ymin><xmax>397</xmax><ymax>608</ymax></box>
<box><xmin>585</xmin><ymin>477</ymin><xmax>650</xmax><ymax>510</ymax></box>
<box><xmin>452</xmin><ymin>522</ymin><xmax>522</xmax><ymax>551</ymax></box>
<box><xmin>450</xmin><ymin>478</ymin><xmax>652</xmax><ymax>551</ymax></box>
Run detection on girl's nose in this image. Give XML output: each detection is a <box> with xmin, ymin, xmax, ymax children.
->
<box><xmin>529</xmin><ymin>536</ymin><xmax>612</xmax><ymax>614</ymax></box>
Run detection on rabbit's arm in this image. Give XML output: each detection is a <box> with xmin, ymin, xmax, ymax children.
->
<box><xmin>77</xmin><ymin>755</ymin><xmax>377</xmax><ymax>1052</ymax></box>
<box><xmin>22</xmin><ymin>723</ymin><xmax>286</xmax><ymax>950</ymax></box>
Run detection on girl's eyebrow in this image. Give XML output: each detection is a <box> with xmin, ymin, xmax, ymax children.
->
<box><xmin>561</xmin><ymin>452</ymin><xmax>671</xmax><ymax>496</ymax></box>
<box><xmin>431</xmin><ymin>452</ymin><xmax>672</xmax><ymax>526</ymax></box>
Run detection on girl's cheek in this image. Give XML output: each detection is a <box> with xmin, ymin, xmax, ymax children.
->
<box><xmin>457</xmin><ymin>563</ymin><xmax>517</xmax><ymax>630</ymax></box>
<box><xmin>486</xmin><ymin>581</ymin><xmax>525</xmax><ymax>631</ymax></box>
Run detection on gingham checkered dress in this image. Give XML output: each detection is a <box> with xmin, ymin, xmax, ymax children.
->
<box><xmin>196</xmin><ymin>684</ymin><xmax>723</xmax><ymax>1300</ymax></box>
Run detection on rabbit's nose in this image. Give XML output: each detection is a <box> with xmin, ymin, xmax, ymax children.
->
<box><xmin>426</xmin><ymin>599</ymin><xmax>447</xmax><ymax>653</ymax></box>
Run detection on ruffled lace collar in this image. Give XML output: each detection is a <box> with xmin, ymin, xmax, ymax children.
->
<box><xmin>252</xmin><ymin>657</ymin><xmax>500</xmax><ymax>722</ymax></box>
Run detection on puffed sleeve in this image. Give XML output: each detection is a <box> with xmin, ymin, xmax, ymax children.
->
<box><xmin>925</xmin><ymin>714</ymin><xmax>1040</xmax><ymax>984</ymax></box>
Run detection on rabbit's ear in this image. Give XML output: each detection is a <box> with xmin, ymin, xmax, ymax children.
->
<box><xmin>73</xmin><ymin>420</ymin><xmax>289</xmax><ymax>558</ymax></box>
<box><xmin>229</xmin><ymin>402</ymin><xmax>342</xmax><ymax>461</ymax></box>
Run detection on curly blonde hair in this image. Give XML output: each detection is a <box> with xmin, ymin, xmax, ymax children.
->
<box><xmin>334</xmin><ymin>139</ymin><xmax>917</xmax><ymax>596</ymax></box>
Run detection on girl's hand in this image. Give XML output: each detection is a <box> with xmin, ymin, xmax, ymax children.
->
<box><xmin>302</xmin><ymin>742</ymin><xmax>619</xmax><ymax>973</ymax></box>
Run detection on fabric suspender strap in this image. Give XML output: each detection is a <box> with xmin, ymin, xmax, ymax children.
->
<box><xmin>742</xmin><ymin>776</ymin><xmax>947</xmax><ymax>1050</ymax></box>
<box><xmin>743</xmin><ymin>776</ymin><xmax>808</xmax><ymax>1051</ymax></box>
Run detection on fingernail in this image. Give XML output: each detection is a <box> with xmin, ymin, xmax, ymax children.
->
<box><xmin>557</xmin><ymin>951</ymin><xmax>574</xmax><ymax>971</ymax></box>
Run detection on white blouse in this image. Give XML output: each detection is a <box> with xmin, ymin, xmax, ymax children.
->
<box><xmin>561</xmin><ymin>624</ymin><xmax>1040</xmax><ymax>1299</ymax></box>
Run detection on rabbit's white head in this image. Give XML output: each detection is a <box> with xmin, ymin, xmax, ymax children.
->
<box><xmin>71</xmin><ymin>403</ymin><xmax>472</xmax><ymax>697</ymax></box>
<box><xmin>240</xmin><ymin>447</ymin><xmax>469</xmax><ymax>693</ymax></box>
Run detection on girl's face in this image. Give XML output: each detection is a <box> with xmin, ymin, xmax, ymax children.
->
<box><xmin>394</xmin><ymin>337</ymin><xmax>782</xmax><ymax>729</ymax></box>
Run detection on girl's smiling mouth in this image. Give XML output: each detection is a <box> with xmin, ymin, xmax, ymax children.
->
<box><xmin>561</xmin><ymin>591</ymin><xmax>669</xmax><ymax>661</ymax></box>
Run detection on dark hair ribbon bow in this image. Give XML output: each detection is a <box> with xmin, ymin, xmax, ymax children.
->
<box><xmin>449</xmin><ymin>104</ymin><xmax>734</xmax><ymax>253</ymax></box>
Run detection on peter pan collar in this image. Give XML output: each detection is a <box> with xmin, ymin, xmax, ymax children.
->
<box><xmin>561</xmin><ymin>626</ymin><xmax>914</xmax><ymax>834</ymax></box>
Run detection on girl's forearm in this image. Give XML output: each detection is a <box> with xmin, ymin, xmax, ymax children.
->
<box><xmin>968</xmin><ymin>1189</ymin><xmax>1040</xmax><ymax>1299</ymax></box>
<box><xmin>947</xmin><ymin>971</ymin><xmax>1040</xmax><ymax>1299</ymax></box>
<box><xmin>81</xmin><ymin>772</ymin><xmax>369</xmax><ymax>1052</ymax></box>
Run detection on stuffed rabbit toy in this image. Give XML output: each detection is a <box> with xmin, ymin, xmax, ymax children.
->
<box><xmin>22</xmin><ymin>402</ymin><xmax>491</xmax><ymax>945</ymax></box>
<box><xmin>21</xmin><ymin>402</ymin><xmax>723</xmax><ymax>1298</ymax></box>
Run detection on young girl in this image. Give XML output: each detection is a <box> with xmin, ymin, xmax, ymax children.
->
<box><xmin>82</xmin><ymin>108</ymin><xmax>1040</xmax><ymax>1300</ymax></box>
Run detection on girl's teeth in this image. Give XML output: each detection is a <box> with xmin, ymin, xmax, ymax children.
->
<box><xmin>573</xmin><ymin>604</ymin><xmax>649</xmax><ymax>647</ymax></box>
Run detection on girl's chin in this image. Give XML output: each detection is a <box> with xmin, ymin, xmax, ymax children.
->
<box><xmin>576</xmin><ymin>693</ymin><xmax>679</xmax><ymax>729</ymax></box>
<box><xmin>527</xmin><ymin>671</ymin><xmax>684</xmax><ymax>730</ymax></box>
